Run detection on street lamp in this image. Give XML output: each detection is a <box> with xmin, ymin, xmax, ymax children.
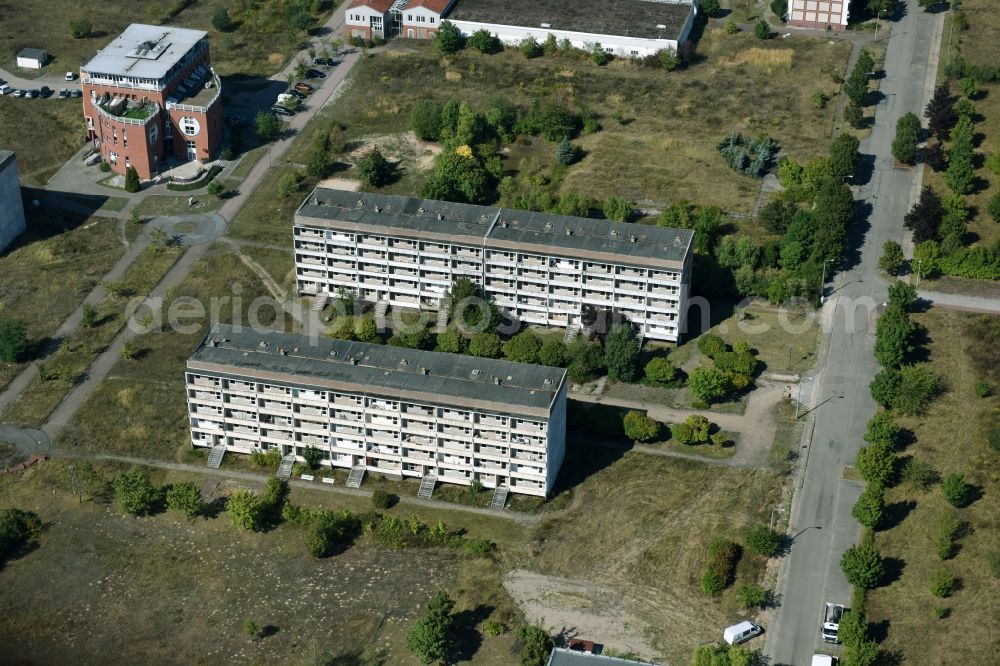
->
<box><xmin>874</xmin><ymin>8</ymin><xmax>885</xmax><ymax>43</ymax></box>
<box><xmin>819</xmin><ymin>258</ymin><xmax>834</xmax><ymax>304</ymax></box>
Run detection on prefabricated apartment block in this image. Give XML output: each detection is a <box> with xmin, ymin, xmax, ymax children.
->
<box><xmin>346</xmin><ymin>0</ymin><xmax>697</xmax><ymax>57</ymax></box>
<box><xmin>0</xmin><ymin>151</ymin><xmax>26</xmax><ymax>254</ymax></box>
<box><xmin>294</xmin><ymin>189</ymin><xmax>694</xmax><ymax>343</ymax></box>
<box><xmin>186</xmin><ymin>324</ymin><xmax>568</xmax><ymax>496</ymax></box>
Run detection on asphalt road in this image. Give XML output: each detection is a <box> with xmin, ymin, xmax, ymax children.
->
<box><xmin>766</xmin><ymin>2</ymin><xmax>944</xmax><ymax>664</ymax></box>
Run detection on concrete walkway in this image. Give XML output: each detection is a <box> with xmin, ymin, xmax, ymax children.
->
<box><xmin>0</xmin><ymin>66</ymin><xmax>81</xmax><ymax>91</ymax></box>
<box><xmin>919</xmin><ymin>290</ymin><xmax>1000</xmax><ymax>314</ymax></box>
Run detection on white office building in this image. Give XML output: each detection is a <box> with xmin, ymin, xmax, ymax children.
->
<box><xmin>294</xmin><ymin>189</ymin><xmax>694</xmax><ymax>343</ymax></box>
<box><xmin>187</xmin><ymin>324</ymin><xmax>568</xmax><ymax>496</ymax></box>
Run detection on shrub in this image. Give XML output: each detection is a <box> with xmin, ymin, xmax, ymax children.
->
<box><xmin>124</xmin><ymin>166</ymin><xmax>141</xmax><ymax>193</ymax></box>
<box><xmin>69</xmin><ymin>18</ymin><xmax>92</xmax><ymax>39</ymax></box>
<box><xmin>212</xmin><ymin>7</ymin><xmax>232</xmax><ymax>31</ymax></box>
<box><xmin>555</xmin><ymin>137</ymin><xmax>574</xmax><ymax>166</ymax></box>
<box><xmin>467</xmin><ymin>29</ymin><xmax>501</xmax><ymax>54</ymax></box>
<box><xmin>255</xmin><ymin>111</ymin><xmax>282</xmax><ymax>142</ymax></box>
<box><xmin>113</xmin><ymin>468</ymin><xmax>160</xmax><ymax>516</ymax></box>
<box><xmin>975</xmin><ymin>381</ymin><xmax>992</xmax><ymax>398</ymax></box>
<box><xmin>371</xmin><ymin>490</ymin><xmax>396</xmax><ymax>509</ymax></box>
<box><xmin>469</xmin><ymin>332</ymin><xmax>501</xmax><ymax>358</ymax></box>
<box><xmin>879</xmin><ymin>240</ymin><xmax>905</xmax><ymax>275</ymax></box>
<box><xmin>658</xmin><ymin>48</ymin><xmax>680</xmax><ymax>71</ymax></box>
<box><xmin>483</xmin><ymin>618</ymin><xmax>505</xmax><ymax>636</ymax></box>
<box><xmin>604</xmin><ymin>323</ymin><xmax>639</xmax><ymax>382</ymax></box>
<box><xmin>516</xmin><ymin>624</ymin><xmax>553</xmax><ymax>666</ymax></box>
<box><xmin>433</xmin><ymin>20</ymin><xmax>463</xmax><ymax>54</ymax></box>
<box><xmin>856</xmin><ymin>440</ymin><xmax>895</xmax><ymax>487</ymax></box>
<box><xmin>670</xmin><ymin>421</ymin><xmax>693</xmax><ymax>445</ymax></box>
<box><xmin>306</xmin><ymin>511</ymin><xmax>359</xmax><ymax>558</ymax></box>
<box><xmin>892</xmin><ymin>112</ymin><xmax>920</xmax><ymax>164</ymax></box>
<box><xmin>852</xmin><ymin>484</ymin><xmax>885</xmax><ymax>530</ymax></box>
<box><xmin>519</xmin><ymin>36</ymin><xmax>542</xmax><ymax>58</ymax></box>
<box><xmin>743</xmin><ymin>524</ymin><xmax>782</xmax><ymax>557</ymax></box>
<box><xmin>841</xmin><ymin>543</ymin><xmax>885</xmax><ymax>588</ymax></box>
<box><xmin>166</xmin><ymin>482</ymin><xmax>203</xmax><ymax>518</ymax></box>
<box><xmin>701</xmin><ymin>0</ymin><xmax>721</xmax><ymax>15</ymax></box>
<box><xmin>845</xmin><ymin>102</ymin><xmax>865</xmax><ymax>129</ymax></box>
<box><xmin>502</xmin><ymin>331</ymin><xmax>542</xmax><ymax>364</ymax></box>
<box><xmin>988</xmin><ymin>191</ymin><xmax>1000</xmax><ymax>224</ymax></box>
<box><xmin>935</xmin><ymin>513</ymin><xmax>962</xmax><ymax>560</ymax></box>
<box><xmin>603</xmin><ymin>195</ymin><xmax>631</xmax><ymax>222</ymax></box>
<box><xmin>864</xmin><ymin>412</ymin><xmax>902</xmax><ymax>449</ymax></box>
<box><xmin>357</xmin><ymin>147</ymin><xmax>392</xmax><ymax>188</ymax></box>
<box><xmin>725</xmin><ymin>20</ymin><xmax>740</xmax><ymax>34</ymax></box>
<box><xmin>227</xmin><ymin>490</ymin><xmax>265</xmax><ymax>531</ymax></box>
<box><xmin>933</xmin><ymin>606</ymin><xmax>949</xmax><ymax>619</ymax></box>
<box><xmin>539</xmin><ymin>339</ymin><xmax>567</xmax><ymax>367</ymax></box>
<box><xmin>901</xmin><ymin>457</ymin><xmax>938</xmax><ymax>490</ymax></box>
<box><xmin>697</xmin><ymin>333</ymin><xmax>727</xmax><ymax>359</ymax></box>
<box><xmin>277</xmin><ymin>171</ymin><xmax>302</xmax><ymax>198</ymax></box>
<box><xmin>411</xmin><ymin>99</ymin><xmax>443</xmax><ymax>141</ymax></box>
<box><xmin>0</xmin><ymin>508</ymin><xmax>43</xmax><ymax>563</ymax></box>
<box><xmin>251</xmin><ymin>448</ymin><xmax>282</xmax><ymax>469</ymax></box>
<box><xmin>701</xmin><ymin>569</ymin><xmax>725</xmax><ymax>595</ymax></box>
<box><xmin>0</xmin><ymin>319</ymin><xmax>31</xmax><ymax>363</ymax></box>
<box><xmin>434</xmin><ymin>328</ymin><xmax>465</xmax><ymax>354</ymax></box>
<box><xmin>623</xmin><ymin>410</ymin><xmax>661</xmax><ymax>442</ymax></box>
<box><xmin>688</xmin><ymin>367</ymin><xmax>731</xmax><ymax>405</ymax></box>
<box><xmin>644</xmin><ymin>357</ymin><xmax>678</xmax><ymax>386</ymax></box>
<box><xmin>567</xmin><ymin>341</ymin><xmax>605</xmax><ymax>383</ymax></box>
<box><xmin>930</xmin><ymin>570</ymin><xmax>956</xmax><ymax>597</ymax></box>
<box><xmin>736</xmin><ymin>583</ymin><xmax>768</xmax><ymax>610</ymax></box>
<box><xmin>942</xmin><ymin>473</ymin><xmax>970</xmax><ymax>507</ymax></box>
<box><xmin>754</xmin><ymin>19</ymin><xmax>771</xmax><ymax>39</ymax></box>
<box><xmin>702</xmin><ymin>539</ymin><xmax>740</xmax><ymax>594</ymax></box>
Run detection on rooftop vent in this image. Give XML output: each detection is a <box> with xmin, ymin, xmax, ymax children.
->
<box><xmin>384</xmin><ymin>370</ymin><xmax>390</xmax><ymax>376</ymax></box>
<box><xmin>242</xmin><ymin>351</ymin><xmax>249</xmax><ymax>357</ymax></box>
<box><xmin>500</xmin><ymin>220</ymin><xmax>508</xmax><ymax>228</ymax></box>
<box><xmin>278</xmin><ymin>348</ymin><xmax>287</xmax><ymax>356</ymax></box>
<box><xmin>420</xmin><ymin>367</ymin><xmax>428</xmax><ymax>375</ymax></box>
<box><xmin>472</xmin><ymin>369</ymin><xmax>481</xmax><ymax>376</ymax></box>
<box><xmin>675</xmin><ymin>236</ymin><xmax>683</xmax><ymax>244</ymax></box>
<box><xmin>349</xmin><ymin>358</ymin><xmax>357</xmax><ymax>365</ymax></box>
<box><xmin>565</xmin><ymin>228</ymin><xmax>572</xmax><ymax>236</ymax></box>
<box><xmin>259</xmin><ymin>341</ymin><xmax>268</xmax><ymax>348</ymax></box>
<box><xmin>544</xmin><ymin>222</ymin><xmax>552</xmax><ymax>230</ymax></box>
<box><xmin>657</xmin><ymin>23</ymin><xmax>667</xmax><ymax>29</ymax></box>
<box><xmin>399</xmin><ymin>358</ymin><xmax>409</xmax><ymax>366</ymax></box>
<box><xmin>629</xmin><ymin>234</ymin><xmax>637</xmax><ymax>243</ymax></box>
<box><xmin>356</xmin><ymin>199</ymin><xmax>364</xmax><ymax>207</ymax></box>
<box><xmin>374</xmin><ymin>205</ymin><xmax>381</xmax><ymax>213</ymax></box>
<box><xmin>418</xmin><ymin>207</ymin><xmax>425</xmax><ymax>213</ymax></box>
<box><xmin>543</xmin><ymin>378</ymin><xmax>552</xmax><ymax>385</ymax></box>
<box><xmin>493</xmin><ymin>377</ymin><xmax>501</xmax><ymax>385</ymax></box>
<box><xmin>292</xmin><ymin>347</ymin><xmax>299</xmax><ymax>353</ymax></box>
<box><xmin>541</xmin><ymin>22</ymin><xmax>551</xmax><ymax>28</ymax></box>
<box><xmin>437</xmin><ymin>212</ymin><xmax>444</xmax><ymax>220</ymax></box>
<box><xmin>611</xmin><ymin>230</ymin><xmax>619</xmax><ymax>237</ymax></box>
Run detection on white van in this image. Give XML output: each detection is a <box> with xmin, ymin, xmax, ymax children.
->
<box><xmin>812</xmin><ymin>655</ymin><xmax>836</xmax><ymax>666</ymax></box>
<box><xmin>0</xmin><ymin>84</ymin><xmax>11</xmax><ymax>95</ymax></box>
<box><xmin>276</xmin><ymin>93</ymin><xmax>296</xmax><ymax>106</ymax></box>
<box><xmin>723</xmin><ymin>621</ymin><xmax>763</xmax><ymax>645</ymax></box>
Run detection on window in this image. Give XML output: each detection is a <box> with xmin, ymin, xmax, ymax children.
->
<box><xmin>125</xmin><ymin>156</ymin><xmax>131</xmax><ymax>168</ymax></box>
<box><xmin>430</xmin><ymin>17</ymin><xmax>435</xmax><ymax>23</ymax></box>
<box><xmin>179</xmin><ymin>116</ymin><xmax>200</xmax><ymax>136</ymax></box>
<box><xmin>122</xmin><ymin>131</ymin><xmax>127</xmax><ymax>148</ymax></box>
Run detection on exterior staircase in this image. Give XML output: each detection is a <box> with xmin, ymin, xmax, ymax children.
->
<box><xmin>346</xmin><ymin>465</ymin><xmax>366</xmax><ymax>488</ymax></box>
<box><xmin>374</xmin><ymin>299</ymin><xmax>389</xmax><ymax>328</ymax></box>
<box><xmin>417</xmin><ymin>474</ymin><xmax>437</xmax><ymax>499</ymax></box>
<box><xmin>207</xmin><ymin>444</ymin><xmax>226</xmax><ymax>469</ymax></box>
<box><xmin>490</xmin><ymin>485</ymin><xmax>509</xmax><ymax>510</ymax></box>
<box><xmin>310</xmin><ymin>292</ymin><xmax>329</xmax><ymax>311</ymax></box>
<box><xmin>277</xmin><ymin>453</ymin><xmax>296</xmax><ymax>479</ymax></box>
<box><xmin>563</xmin><ymin>323</ymin><xmax>580</xmax><ymax>344</ymax></box>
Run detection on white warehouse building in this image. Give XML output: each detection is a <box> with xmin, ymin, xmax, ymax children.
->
<box><xmin>187</xmin><ymin>324</ymin><xmax>568</xmax><ymax>497</ymax></box>
<box><xmin>294</xmin><ymin>189</ymin><xmax>694</xmax><ymax>343</ymax></box>
<box><xmin>446</xmin><ymin>0</ymin><xmax>698</xmax><ymax>57</ymax></box>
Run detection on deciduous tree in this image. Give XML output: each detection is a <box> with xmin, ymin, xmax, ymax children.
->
<box><xmin>406</xmin><ymin>591</ymin><xmax>457</xmax><ymax>665</ymax></box>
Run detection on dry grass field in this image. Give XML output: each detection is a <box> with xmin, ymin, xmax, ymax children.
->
<box><xmin>0</xmin><ymin>96</ymin><xmax>87</xmax><ymax>186</ymax></box>
<box><xmin>298</xmin><ymin>31</ymin><xmax>850</xmax><ymax>214</ymax></box>
<box><xmin>865</xmin><ymin>310</ymin><xmax>1000</xmax><ymax>665</ymax></box>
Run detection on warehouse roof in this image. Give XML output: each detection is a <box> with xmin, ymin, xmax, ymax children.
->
<box><xmin>547</xmin><ymin>648</ymin><xmax>655</xmax><ymax>666</ymax></box>
<box><xmin>82</xmin><ymin>24</ymin><xmax>207</xmax><ymax>80</ymax></box>
<box><xmin>189</xmin><ymin>324</ymin><xmax>566</xmax><ymax>413</ymax></box>
<box><xmin>446</xmin><ymin>0</ymin><xmax>694</xmax><ymax>41</ymax></box>
<box><xmin>296</xmin><ymin>189</ymin><xmax>693</xmax><ymax>266</ymax></box>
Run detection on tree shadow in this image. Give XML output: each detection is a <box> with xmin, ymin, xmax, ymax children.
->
<box><xmin>841</xmin><ymin>200</ymin><xmax>873</xmax><ymax>271</ymax></box>
<box><xmin>880</xmin><ymin>500</ymin><xmax>916</xmax><ymax>530</ymax></box>
<box><xmin>260</xmin><ymin>624</ymin><xmax>279</xmax><ymax>639</ymax></box>
<box><xmin>451</xmin><ymin>605</ymin><xmax>492</xmax><ymax>662</ymax></box>
<box><xmin>868</xmin><ymin>618</ymin><xmax>891</xmax><ymax>643</ymax></box>
<box><xmin>879</xmin><ymin>557</ymin><xmax>906</xmax><ymax>587</ymax></box>
<box><xmin>854</xmin><ymin>152</ymin><xmax>876</xmax><ymax>185</ymax></box>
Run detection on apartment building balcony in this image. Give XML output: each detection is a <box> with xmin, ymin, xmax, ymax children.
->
<box><xmin>518</xmin><ymin>282</ymin><xmax>546</xmax><ymax>294</ymax></box>
<box><xmin>92</xmin><ymin>97</ymin><xmax>160</xmax><ymax>127</ymax></box>
<box><xmin>474</xmin><ymin>459</ymin><xmax>507</xmax><ymax>471</ymax></box>
<box><xmin>617</xmin><ymin>296</ymin><xmax>644</xmax><ymax>308</ymax></box>
<box><xmin>485</xmin><ymin>256</ymin><xmax>516</xmax><ymax>268</ymax></box>
<box><xmin>190</xmin><ymin>375</ymin><xmax>220</xmax><ymax>388</ymax></box>
<box><xmin>225</xmin><ymin>394</ymin><xmax>255</xmax><ymax>407</ymax></box>
<box><xmin>166</xmin><ymin>73</ymin><xmax>222</xmax><ymax>112</ymax></box>
<box><xmin>297</xmin><ymin>268</ymin><xmax>325</xmax><ymax>280</ymax></box>
<box><xmin>358</xmin><ymin>263</ymin><xmax>387</xmax><ymax>275</ymax></box>
<box><xmin>438</xmin><ymin>453</ymin><xmax>471</xmax><ymax>466</ymax></box>
<box><xmin>402</xmin><ymin>448</ymin><xmax>435</xmax><ymax>462</ymax></box>
<box><xmin>295</xmin><ymin>405</ymin><xmax>328</xmax><ymax>419</ymax></box>
<box><xmin>616</xmin><ymin>266</ymin><xmax>646</xmax><ymax>278</ymax></box>
<box><xmin>357</xmin><ymin>236</ymin><xmax>387</xmax><ymax>248</ymax></box>
<box><xmin>520</xmin><ymin>256</ymin><xmax>546</xmax><ymax>267</ymax></box>
<box><xmin>389</xmin><ymin>239</ymin><xmax>418</xmax><ymax>250</ymax></box>
<box><xmin>295</xmin><ymin>240</ymin><xmax>325</xmax><ymax>252</ymax></box>
<box><xmin>402</xmin><ymin>421</ymin><xmax>435</xmax><ymax>434</ymax></box>
<box><xmin>391</xmin><ymin>265</ymin><xmax>419</xmax><ymax>277</ymax></box>
<box><xmin>648</xmin><ymin>271</ymin><xmax>681</xmax><ymax>285</ymax></box>
<box><xmin>549</xmin><ymin>260</ymin><xmax>579</xmax><ymax>272</ymax></box>
<box><xmin>550</xmin><ymin>286</ymin><xmax>579</xmax><ymax>298</ymax></box>
<box><xmin>298</xmin><ymin>434</ymin><xmax>327</xmax><ymax>447</ymax></box>
<box><xmin>648</xmin><ymin>299</ymin><xmax>679</xmax><ymax>312</ymax></box>
<box><xmin>326</xmin><ymin>233</ymin><xmax>355</xmax><ymax>246</ymax></box>
<box><xmin>296</xmin><ymin>227</ymin><xmax>325</xmax><ymax>239</ymax></box>
<box><xmin>367</xmin><ymin>457</ymin><xmax>401</xmax><ymax>472</ymax></box>
<box><xmin>476</xmin><ymin>443</ymin><xmax>508</xmax><ymax>458</ymax></box>
<box><xmin>228</xmin><ymin>424</ymin><xmax>258</xmax><ymax>436</ymax></box>
<box><xmin>420</xmin><ymin>245</ymin><xmax>451</xmax><ymax>258</ymax></box>
<box><xmin>512</xmin><ymin>420</ymin><xmax>546</xmax><ymax>434</ymax></box>
<box><xmin>451</xmin><ymin>263</ymin><xmax>480</xmax><ymax>276</ymax></box>
<box><xmin>388</xmin><ymin>254</ymin><xmax>418</xmax><ymax>267</ymax></box>
<box><xmin>439</xmin><ymin>437</ymin><xmax>472</xmax><ymax>451</ymax></box>
<box><xmin>402</xmin><ymin>403</ymin><xmax>435</xmax><ymax>417</ymax></box>
<box><xmin>190</xmin><ymin>417</ymin><xmax>223</xmax><ymax>431</ymax></box>
<box><xmin>369</xmin><ymin>444</ymin><xmax>400</xmax><ymax>456</ymax></box>
<box><xmin>331</xmin><ymin>437</ymin><xmax>365</xmax><ymax>451</ymax></box>
<box><xmin>475</xmin><ymin>430</ymin><xmax>507</xmax><ymax>442</ymax></box>
<box><xmin>389</xmin><ymin>283</ymin><xmax>420</xmax><ymax>295</ymax></box>
<box><xmin>261</xmin><ymin>428</ymin><xmax>294</xmax><ymax>441</ymax></box>
<box><xmin>296</xmin><ymin>418</ymin><xmax>329</xmax><ymax>433</ymax></box>
<box><xmin>223</xmin><ymin>411</ymin><xmax>258</xmax><ymax>425</ymax></box>
<box><xmin>585</xmin><ymin>262</ymin><xmax>613</xmax><ymax>275</ymax></box>
<box><xmin>518</xmin><ymin>269</ymin><xmax>548</xmax><ymax>281</ymax></box>
<box><xmin>259</xmin><ymin>403</ymin><xmax>293</xmax><ymax>417</ymax></box>
<box><xmin>510</xmin><ymin>465</ymin><xmax>546</xmax><ymax>478</ymax></box>
<box><xmin>403</xmin><ymin>434</ymin><xmax>435</xmax><ymax>447</ymax></box>
<box><xmin>486</xmin><ymin>281</ymin><xmax>515</xmax><ymax>293</ymax></box>
<box><xmin>298</xmin><ymin>255</ymin><xmax>325</xmax><ymax>266</ymax></box>
<box><xmin>358</xmin><ymin>249</ymin><xmax>387</xmax><ymax>260</ymax></box>
<box><xmin>649</xmin><ymin>286</ymin><xmax>680</xmax><ymax>297</ymax></box>
<box><xmin>453</xmin><ymin>247</ymin><xmax>480</xmax><ymax>259</ymax></box>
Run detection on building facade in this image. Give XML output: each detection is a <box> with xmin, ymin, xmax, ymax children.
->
<box><xmin>81</xmin><ymin>24</ymin><xmax>223</xmax><ymax>179</ymax></box>
<box><xmin>787</xmin><ymin>0</ymin><xmax>849</xmax><ymax>30</ymax></box>
<box><xmin>0</xmin><ymin>151</ymin><xmax>26</xmax><ymax>253</ymax></box>
<box><xmin>187</xmin><ymin>325</ymin><xmax>568</xmax><ymax>496</ymax></box>
<box><xmin>294</xmin><ymin>190</ymin><xmax>694</xmax><ymax>343</ymax></box>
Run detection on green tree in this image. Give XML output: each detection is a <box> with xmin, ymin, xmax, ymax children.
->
<box><xmin>925</xmin><ymin>82</ymin><xmax>957</xmax><ymax>140</ymax></box>
<box><xmin>590</xmin><ymin>43</ymin><xmax>610</xmax><ymax>66</ymax></box>
<box><xmin>358</xmin><ymin>147</ymin><xmax>392</xmax><ymax>188</ymax></box>
<box><xmin>502</xmin><ymin>331</ymin><xmax>542</xmax><ymax>364</ymax></box>
<box><xmin>864</xmin><ymin>412</ymin><xmax>902</xmax><ymax>448</ymax></box>
<box><xmin>892</xmin><ymin>112</ymin><xmax>920</xmax><ymax>164</ymax></box>
<box><xmin>516</xmin><ymin>624</ymin><xmax>553</xmax><ymax>666</ymax></box>
<box><xmin>874</xmin><ymin>304</ymin><xmax>915</xmax><ymax>368</ymax></box>
<box><xmin>604</xmin><ymin>323</ymin><xmax>639</xmax><ymax>382</ymax></box>
<box><xmin>692</xmin><ymin>644</ymin><xmax>753</xmax><ymax>666</ymax></box>
<box><xmin>277</xmin><ymin>171</ymin><xmax>302</xmax><ymax>198</ymax></box>
<box><xmin>658</xmin><ymin>47</ymin><xmax>680</xmax><ymax>71</ymax></box>
<box><xmin>700</xmin><ymin>0</ymin><xmax>721</xmax><ymax>16</ymax></box>
<box><xmin>466</xmin><ymin>28</ymin><xmax>501</xmax><ymax>54</ymax></box>
<box><xmin>753</xmin><ymin>19</ymin><xmax>771</xmax><ymax>39</ymax></box>
<box><xmin>539</xmin><ymin>339</ymin><xmax>567</xmax><ymax>367</ymax></box>
<box><xmin>930</xmin><ymin>569</ymin><xmax>956</xmax><ymax>597</ymax></box>
<box><xmin>207</xmin><ymin>179</ymin><xmax>223</xmax><ymax>198</ymax></box>
<box><xmin>879</xmin><ymin>240</ymin><xmax>905</xmax><ymax>275</ymax></box>
<box><xmin>124</xmin><ymin>166</ymin><xmax>141</xmax><ymax>193</ymax></box>
<box><xmin>567</xmin><ymin>340</ymin><xmax>605</xmax><ymax>383</ymax></box>
<box><xmin>355</xmin><ymin>315</ymin><xmax>379</xmax><ymax>343</ymax></box>
<box><xmin>942</xmin><ymin>472</ymin><xmax>970</xmax><ymax>507</ymax></box>
<box><xmin>743</xmin><ymin>524</ymin><xmax>782</xmax><ymax>557</ymax></box>
<box><xmin>944</xmin><ymin>151</ymin><xmax>975</xmax><ymax>195</ymax></box>
<box><xmin>0</xmin><ymin>319</ymin><xmax>31</xmax><ymax>363</ymax></box>
<box><xmin>555</xmin><ymin>137</ymin><xmax>574</xmax><ymax>165</ymax></box>
<box><xmin>434</xmin><ymin>328</ymin><xmax>465</xmax><ymax>353</ymax></box>
<box><xmin>0</xmin><ymin>508</ymin><xmax>42</xmax><ymax>563</ymax></box>
<box><xmin>644</xmin><ymin>357</ymin><xmax>678</xmax><ymax>386</ymax></box>
<box><xmin>433</xmin><ymin>21</ymin><xmax>463</xmax><ymax>54</ymax></box>
<box><xmin>987</xmin><ymin>191</ymin><xmax>1000</xmax><ymax>223</ymax></box>
<box><xmin>623</xmin><ymin>410</ymin><xmax>661</xmax><ymax>442</ymax></box>
<box><xmin>843</xmin><ymin>639</ymin><xmax>879</xmax><ymax>666</ymax></box>
<box><xmin>829</xmin><ymin>134</ymin><xmax>860</xmax><ymax>180</ymax></box>
<box><xmin>212</xmin><ymin>8</ymin><xmax>232</xmax><ymax>31</ymax></box>
<box><xmin>255</xmin><ymin>111</ymin><xmax>282</xmax><ymax>142</ymax></box>
<box><xmin>736</xmin><ymin>583</ymin><xmax>768</xmax><ymax>610</ymax></box>
<box><xmin>468</xmin><ymin>332</ymin><xmax>501</xmax><ymax>358</ymax></box>
<box><xmin>856</xmin><ymin>440</ymin><xmax>896</xmax><ymax>487</ymax></box>
<box><xmin>603</xmin><ymin>195</ymin><xmax>631</xmax><ymax>222</ymax></box>
<box><xmin>113</xmin><ymin>468</ymin><xmax>160</xmax><ymax>516</ymax></box>
<box><xmin>519</xmin><ymin>36</ymin><xmax>542</xmax><ymax>58</ymax></box>
<box><xmin>69</xmin><ymin>18</ymin><xmax>92</xmax><ymax>39</ymax></box>
<box><xmin>852</xmin><ymin>484</ymin><xmax>885</xmax><ymax>530</ymax></box>
<box><xmin>845</xmin><ymin>102</ymin><xmax>865</xmax><ymax>129</ymax></box>
<box><xmin>411</xmin><ymin>99</ymin><xmax>443</xmax><ymax>141</ymax></box>
<box><xmin>841</xmin><ymin>543</ymin><xmax>885</xmax><ymax>589</ymax></box>
<box><xmin>406</xmin><ymin>591</ymin><xmax>457</xmax><ymax>665</ymax></box>
<box><xmin>227</xmin><ymin>489</ymin><xmax>265</xmax><ymax>531</ymax></box>
<box><xmin>306</xmin><ymin>133</ymin><xmax>331</xmax><ymax>179</ymax></box>
<box><xmin>894</xmin><ymin>364</ymin><xmax>944</xmax><ymax>415</ymax></box>
<box><xmin>166</xmin><ymin>482</ymin><xmax>203</xmax><ymax>518</ymax></box>
<box><xmin>688</xmin><ymin>367</ymin><xmax>730</xmax><ymax>405</ymax></box>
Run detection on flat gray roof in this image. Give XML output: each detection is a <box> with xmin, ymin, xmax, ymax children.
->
<box><xmin>17</xmin><ymin>48</ymin><xmax>48</xmax><ymax>61</ymax></box>
<box><xmin>296</xmin><ymin>189</ymin><xmax>693</xmax><ymax>268</ymax></box>
<box><xmin>0</xmin><ymin>150</ymin><xmax>15</xmax><ymax>170</ymax></box>
<box><xmin>82</xmin><ymin>23</ymin><xmax>207</xmax><ymax>80</ymax></box>
<box><xmin>547</xmin><ymin>648</ymin><xmax>654</xmax><ymax>666</ymax></box>
<box><xmin>447</xmin><ymin>0</ymin><xmax>694</xmax><ymax>41</ymax></box>
<box><xmin>188</xmin><ymin>324</ymin><xmax>566</xmax><ymax>415</ymax></box>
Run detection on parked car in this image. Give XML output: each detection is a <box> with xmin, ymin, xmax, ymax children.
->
<box><xmin>293</xmin><ymin>82</ymin><xmax>313</xmax><ymax>94</ymax></box>
<box><xmin>70</xmin><ymin>88</ymin><xmax>82</xmax><ymax>98</ymax></box>
<box><xmin>39</xmin><ymin>86</ymin><xmax>51</xmax><ymax>98</ymax></box>
<box><xmin>12</xmin><ymin>89</ymin><xmax>25</xmax><ymax>98</ymax></box>
<box><xmin>24</xmin><ymin>89</ymin><xmax>37</xmax><ymax>99</ymax></box>
<box><xmin>305</xmin><ymin>69</ymin><xmax>326</xmax><ymax>79</ymax></box>
<box><xmin>285</xmin><ymin>89</ymin><xmax>306</xmax><ymax>100</ymax></box>
<box><xmin>271</xmin><ymin>105</ymin><xmax>295</xmax><ymax>117</ymax></box>
<box><xmin>65</xmin><ymin>71</ymin><xmax>75</xmax><ymax>81</ymax></box>
<box><xmin>723</xmin><ymin>621</ymin><xmax>763</xmax><ymax>646</ymax></box>
<box><xmin>312</xmin><ymin>57</ymin><xmax>333</xmax><ymax>66</ymax></box>
<box><xmin>58</xmin><ymin>88</ymin><xmax>68</xmax><ymax>99</ymax></box>
<box><xmin>0</xmin><ymin>77</ymin><xmax>6</xmax><ymax>85</ymax></box>
<box><xmin>0</xmin><ymin>84</ymin><xmax>11</xmax><ymax>95</ymax></box>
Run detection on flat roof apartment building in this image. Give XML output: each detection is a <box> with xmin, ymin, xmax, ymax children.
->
<box><xmin>294</xmin><ymin>189</ymin><xmax>694</xmax><ymax>343</ymax></box>
<box><xmin>81</xmin><ymin>24</ymin><xmax>223</xmax><ymax>179</ymax></box>
<box><xmin>0</xmin><ymin>151</ymin><xmax>26</xmax><ymax>254</ymax></box>
<box><xmin>187</xmin><ymin>324</ymin><xmax>568</xmax><ymax>496</ymax></box>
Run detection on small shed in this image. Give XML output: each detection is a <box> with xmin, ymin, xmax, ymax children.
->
<box><xmin>16</xmin><ymin>48</ymin><xmax>48</xmax><ymax>69</ymax></box>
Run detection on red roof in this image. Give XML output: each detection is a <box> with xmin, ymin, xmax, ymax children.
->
<box><xmin>348</xmin><ymin>0</ymin><xmax>395</xmax><ymax>12</ymax></box>
<box><xmin>405</xmin><ymin>0</ymin><xmax>453</xmax><ymax>14</ymax></box>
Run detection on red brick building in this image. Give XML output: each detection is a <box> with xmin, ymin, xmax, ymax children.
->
<box><xmin>81</xmin><ymin>24</ymin><xmax>223</xmax><ymax>180</ymax></box>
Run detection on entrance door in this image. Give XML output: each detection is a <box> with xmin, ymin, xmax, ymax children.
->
<box><xmin>186</xmin><ymin>140</ymin><xmax>197</xmax><ymax>160</ymax></box>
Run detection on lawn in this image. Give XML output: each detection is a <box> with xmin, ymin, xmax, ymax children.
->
<box><xmin>0</xmin><ymin>210</ymin><xmax>124</xmax><ymax>392</ymax></box>
<box><xmin>0</xmin><ymin>0</ymin><xmax>335</xmax><ymax>80</ymax></box>
<box><xmin>305</xmin><ymin>31</ymin><xmax>849</xmax><ymax>214</ymax></box>
<box><xmin>56</xmin><ymin>245</ymin><xmax>294</xmax><ymax>460</ymax></box>
<box><xmin>0</xmin><ymin>95</ymin><xmax>86</xmax><ymax>185</ymax></box>
<box><xmin>865</xmin><ymin>310</ymin><xmax>1000</xmax><ymax>665</ymax></box>
<box><xmin>1</xmin><ymin>243</ymin><xmax>183</xmax><ymax>426</ymax></box>
<box><xmin>0</xmin><ymin>460</ymin><xmax>527</xmax><ymax>665</ymax></box>
<box><xmin>133</xmin><ymin>193</ymin><xmax>224</xmax><ymax>218</ymax></box>
<box><xmin>226</xmin><ymin>165</ymin><xmax>304</xmax><ymax>245</ymax></box>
